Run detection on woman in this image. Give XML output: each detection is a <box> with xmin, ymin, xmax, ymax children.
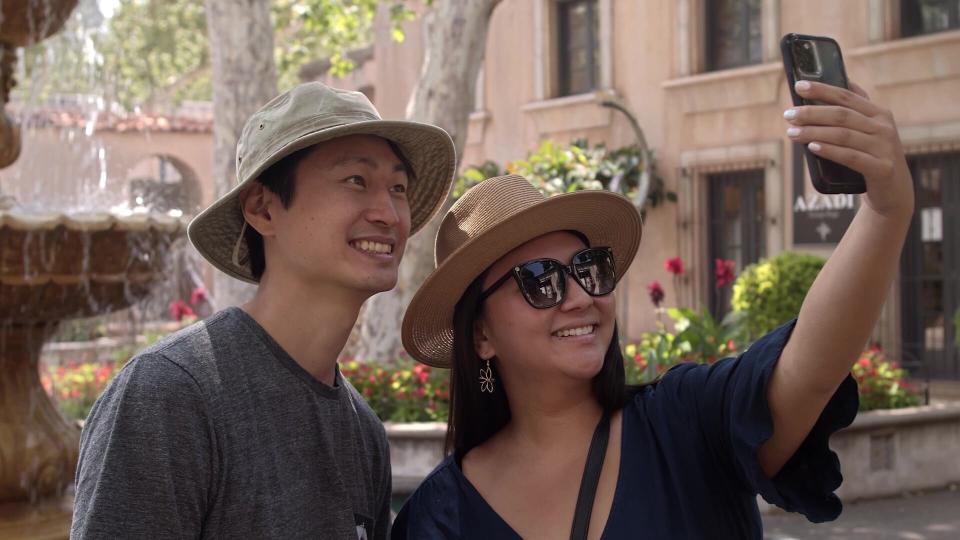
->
<box><xmin>393</xmin><ymin>80</ymin><xmax>914</xmax><ymax>539</ymax></box>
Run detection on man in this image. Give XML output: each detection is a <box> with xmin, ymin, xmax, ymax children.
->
<box><xmin>71</xmin><ymin>83</ymin><xmax>456</xmax><ymax>539</ymax></box>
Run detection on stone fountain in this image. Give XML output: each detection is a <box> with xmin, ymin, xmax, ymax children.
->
<box><xmin>0</xmin><ymin>2</ymin><xmax>186</xmax><ymax>537</ymax></box>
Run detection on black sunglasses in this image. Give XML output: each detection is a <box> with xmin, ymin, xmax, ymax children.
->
<box><xmin>479</xmin><ymin>247</ymin><xmax>617</xmax><ymax>309</ymax></box>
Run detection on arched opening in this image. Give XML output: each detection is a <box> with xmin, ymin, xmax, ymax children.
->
<box><xmin>125</xmin><ymin>154</ymin><xmax>202</xmax><ymax>217</ymax></box>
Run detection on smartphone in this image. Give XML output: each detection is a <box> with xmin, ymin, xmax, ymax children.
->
<box><xmin>781</xmin><ymin>33</ymin><xmax>866</xmax><ymax>194</ymax></box>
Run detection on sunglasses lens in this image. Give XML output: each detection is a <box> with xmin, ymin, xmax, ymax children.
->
<box><xmin>516</xmin><ymin>260</ymin><xmax>564</xmax><ymax>308</ymax></box>
<box><xmin>573</xmin><ymin>248</ymin><xmax>616</xmax><ymax>295</ymax></box>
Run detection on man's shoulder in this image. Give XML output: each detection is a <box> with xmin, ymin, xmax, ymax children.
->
<box><xmin>139</xmin><ymin>308</ymin><xmax>244</xmax><ymax>365</ymax></box>
<box><xmin>123</xmin><ymin>309</ymin><xmax>252</xmax><ymax>395</ymax></box>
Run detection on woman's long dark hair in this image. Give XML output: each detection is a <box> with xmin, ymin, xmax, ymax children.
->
<box><xmin>444</xmin><ymin>235</ymin><xmax>635</xmax><ymax>456</ymax></box>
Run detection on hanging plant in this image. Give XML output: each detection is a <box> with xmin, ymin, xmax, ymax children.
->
<box><xmin>455</xmin><ymin>138</ymin><xmax>676</xmax><ymax>213</ymax></box>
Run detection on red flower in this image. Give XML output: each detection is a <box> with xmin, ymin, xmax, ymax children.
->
<box><xmin>664</xmin><ymin>257</ymin><xmax>685</xmax><ymax>276</ymax></box>
<box><xmin>190</xmin><ymin>287</ymin><xmax>208</xmax><ymax>306</ymax></box>
<box><xmin>714</xmin><ymin>259</ymin><xmax>737</xmax><ymax>289</ymax></box>
<box><xmin>95</xmin><ymin>365</ymin><xmax>112</xmax><ymax>383</ymax></box>
<box><xmin>412</xmin><ymin>364</ymin><xmax>430</xmax><ymax>384</ymax></box>
<box><xmin>857</xmin><ymin>357</ymin><xmax>871</xmax><ymax>369</ymax></box>
<box><xmin>168</xmin><ymin>300</ymin><xmax>195</xmax><ymax>322</ymax></box>
<box><xmin>647</xmin><ymin>281</ymin><xmax>665</xmax><ymax>307</ymax></box>
<box><xmin>634</xmin><ymin>354</ymin><xmax>647</xmax><ymax>368</ymax></box>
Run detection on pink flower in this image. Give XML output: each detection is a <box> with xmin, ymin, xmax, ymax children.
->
<box><xmin>190</xmin><ymin>287</ymin><xmax>208</xmax><ymax>306</ymax></box>
<box><xmin>168</xmin><ymin>300</ymin><xmax>195</xmax><ymax>322</ymax></box>
<box><xmin>664</xmin><ymin>257</ymin><xmax>685</xmax><ymax>276</ymax></box>
<box><xmin>714</xmin><ymin>259</ymin><xmax>737</xmax><ymax>289</ymax></box>
<box><xmin>647</xmin><ymin>281</ymin><xmax>665</xmax><ymax>307</ymax></box>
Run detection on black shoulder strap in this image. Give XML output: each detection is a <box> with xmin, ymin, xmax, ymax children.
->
<box><xmin>570</xmin><ymin>412</ymin><xmax>611</xmax><ymax>540</ymax></box>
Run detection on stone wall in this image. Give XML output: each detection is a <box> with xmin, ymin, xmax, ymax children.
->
<box><xmin>387</xmin><ymin>402</ymin><xmax>960</xmax><ymax>506</ymax></box>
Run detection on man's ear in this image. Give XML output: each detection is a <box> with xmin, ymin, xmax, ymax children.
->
<box><xmin>473</xmin><ymin>318</ymin><xmax>496</xmax><ymax>361</ymax></box>
<box><xmin>239</xmin><ymin>183</ymin><xmax>275</xmax><ymax>238</ymax></box>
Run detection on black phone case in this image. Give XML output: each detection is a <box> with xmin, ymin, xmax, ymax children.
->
<box><xmin>781</xmin><ymin>33</ymin><xmax>867</xmax><ymax>194</ymax></box>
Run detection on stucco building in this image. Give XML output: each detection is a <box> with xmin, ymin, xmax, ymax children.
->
<box><xmin>312</xmin><ymin>0</ymin><xmax>960</xmax><ymax>381</ymax></box>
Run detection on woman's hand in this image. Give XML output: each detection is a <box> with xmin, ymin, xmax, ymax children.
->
<box><xmin>784</xmin><ymin>80</ymin><xmax>914</xmax><ymax>222</ymax></box>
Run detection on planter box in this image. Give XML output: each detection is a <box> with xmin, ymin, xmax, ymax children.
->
<box><xmin>387</xmin><ymin>403</ymin><xmax>960</xmax><ymax>505</ymax></box>
<box><xmin>829</xmin><ymin>402</ymin><xmax>960</xmax><ymax>500</ymax></box>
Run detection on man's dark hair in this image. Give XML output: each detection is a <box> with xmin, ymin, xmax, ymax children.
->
<box><xmin>244</xmin><ymin>139</ymin><xmax>414</xmax><ymax>280</ymax></box>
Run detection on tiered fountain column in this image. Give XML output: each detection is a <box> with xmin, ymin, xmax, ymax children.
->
<box><xmin>1</xmin><ymin>2</ymin><xmax>185</xmax><ymax>537</ymax></box>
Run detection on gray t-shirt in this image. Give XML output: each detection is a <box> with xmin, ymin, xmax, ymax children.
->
<box><xmin>71</xmin><ymin>307</ymin><xmax>392</xmax><ymax>539</ymax></box>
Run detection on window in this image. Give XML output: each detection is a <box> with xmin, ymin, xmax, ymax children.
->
<box><xmin>708</xmin><ymin>170</ymin><xmax>766</xmax><ymax>318</ymax></box>
<box><xmin>706</xmin><ymin>0</ymin><xmax>763</xmax><ymax>71</ymax></box>
<box><xmin>901</xmin><ymin>0</ymin><xmax>960</xmax><ymax>38</ymax></box>
<box><xmin>557</xmin><ymin>0</ymin><xmax>600</xmax><ymax>96</ymax></box>
<box><xmin>900</xmin><ymin>152</ymin><xmax>960</xmax><ymax>380</ymax></box>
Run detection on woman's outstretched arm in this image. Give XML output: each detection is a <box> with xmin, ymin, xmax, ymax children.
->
<box><xmin>758</xmin><ymin>80</ymin><xmax>915</xmax><ymax>477</ymax></box>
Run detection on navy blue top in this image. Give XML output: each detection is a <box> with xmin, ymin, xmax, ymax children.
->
<box><xmin>392</xmin><ymin>320</ymin><xmax>859</xmax><ymax>539</ymax></box>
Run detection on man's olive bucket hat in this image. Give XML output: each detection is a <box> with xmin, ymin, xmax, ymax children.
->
<box><xmin>188</xmin><ymin>82</ymin><xmax>457</xmax><ymax>283</ymax></box>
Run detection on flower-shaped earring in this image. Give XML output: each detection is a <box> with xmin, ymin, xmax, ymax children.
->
<box><xmin>479</xmin><ymin>359</ymin><xmax>495</xmax><ymax>393</ymax></box>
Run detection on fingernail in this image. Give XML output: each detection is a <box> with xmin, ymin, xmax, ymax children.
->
<box><xmin>796</xmin><ymin>80</ymin><xmax>812</xmax><ymax>91</ymax></box>
<box><xmin>786</xmin><ymin>127</ymin><xmax>801</xmax><ymax>138</ymax></box>
<box><xmin>783</xmin><ymin>109</ymin><xmax>797</xmax><ymax>120</ymax></box>
<box><xmin>808</xmin><ymin>142</ymin><xmax>822</xmax><ymax>152</ymax></box>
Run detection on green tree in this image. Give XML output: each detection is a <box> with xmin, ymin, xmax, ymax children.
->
<box><xmin>17</xmin><ymin>0</ymin><xmax>418</xmax><ymax>111</ymax></box>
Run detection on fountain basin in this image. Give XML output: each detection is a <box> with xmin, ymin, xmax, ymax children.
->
<box><xmin>0</xmin><ymin>210</ymin><xmax>184</xmax><ymax>530</ymax></box>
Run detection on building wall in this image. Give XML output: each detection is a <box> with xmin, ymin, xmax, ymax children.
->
<box><xmin>318</xmin><ymin>0</ymin><xmax>960</xmax><ymax>354</ymax></box>
<box><xmin>1</xmin><ymin>128</ymin><xmax>214</xmax><ymax>214</ymax></box>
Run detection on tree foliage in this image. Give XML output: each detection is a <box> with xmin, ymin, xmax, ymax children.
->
<box><xmin>17</xmin><ymin>0</ymin><xmax>418</xmax><ymax>110</ymax></box>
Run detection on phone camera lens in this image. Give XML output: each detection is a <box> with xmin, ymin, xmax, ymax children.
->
<box><xmin>793</xmin><ymin>40</ymin><xmax>821</xmax><ymax>77</ymax></box>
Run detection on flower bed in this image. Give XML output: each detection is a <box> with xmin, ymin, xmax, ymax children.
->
<box><xmin>41</xmin><ymin>359</ymin><xmax>126</xmax><ymax>421</ymax></box>
<box><xmin>340</xmin><ymin>359</ymin><xmax>449</xmax><ymax>422</ymax></box>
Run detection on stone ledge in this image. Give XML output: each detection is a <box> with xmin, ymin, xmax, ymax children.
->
<box><xmin>385</xmin><ymin>421</ymin><xmax>446</xmax><ymax>440</ymax></box>
<box><xmin>841</xmin><ymin>402</ymin><xmax>960</xmax><ymax>432</ymax></box>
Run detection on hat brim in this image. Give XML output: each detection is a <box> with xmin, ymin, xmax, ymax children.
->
<box><xmin>187</xmin><ymin>120</ymin><xmax>456</xmax><ymax>283</ymax></box>
<box><xmin>402</xmin><ymin>190</ymin><xmax>643</xmax><ymax>368</ymax></box>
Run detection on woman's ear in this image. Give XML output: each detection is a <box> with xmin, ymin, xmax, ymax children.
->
<box><xmin>239</xmin><ymin>183</ymin><xmax>275</xmax><ymax>238</ymax></box>
<box><xmin>473</xmin><ymin>318</ymin><xmax>496</xmax><ymax>361</ymax></box>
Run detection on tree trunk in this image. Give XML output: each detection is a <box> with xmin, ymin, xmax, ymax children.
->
<box><xmin>204</xmin><ymin>0</ymin><xmax>278</xmax><ymax>309</ymax></box>
<box><xmin>354</xmin><ymin>0</ymin><xmax>502</xmax><ymax>362</ymax></box>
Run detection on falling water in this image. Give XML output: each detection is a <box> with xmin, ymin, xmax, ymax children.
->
<box><xmin>0</xmin><ymin>0</ymin><xmax>192</xmax><ymax>524</ymax></box>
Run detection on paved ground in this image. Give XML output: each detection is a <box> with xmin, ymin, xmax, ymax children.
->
<box><xmin>763</xmin><ymin>487</ymin><xmax>960</xmax><ymax>539</ymax></box>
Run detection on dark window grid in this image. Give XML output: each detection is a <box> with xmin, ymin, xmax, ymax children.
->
<box><xmin>706</xmin><ymin>0</ymin><xmax>763</xmax><ymax>72</ymax></box>
<box><xmin>901</xmin><ymin>0</ymin><xmax>960</xmax><ymax>38</ymax></box>
<box><xmin>557</xmin><ymin>0</ymin><xmax>599</xmax><ymax>96</ymax></box>
<box><xmin>708</xmin><ymin>170</ymin><xmax>766</xmax><ymax>318</ymax></box>
<box><xmin>901</xmin><ymin>152</ymin><xmax>960</xmax><ymax>379</ymax></box>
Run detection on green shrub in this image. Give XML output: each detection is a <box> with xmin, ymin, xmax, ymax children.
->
<box><xmin>731</xmin><ymin>252</ymin><xmax>826</xmax><ymax>339</ymax></box>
